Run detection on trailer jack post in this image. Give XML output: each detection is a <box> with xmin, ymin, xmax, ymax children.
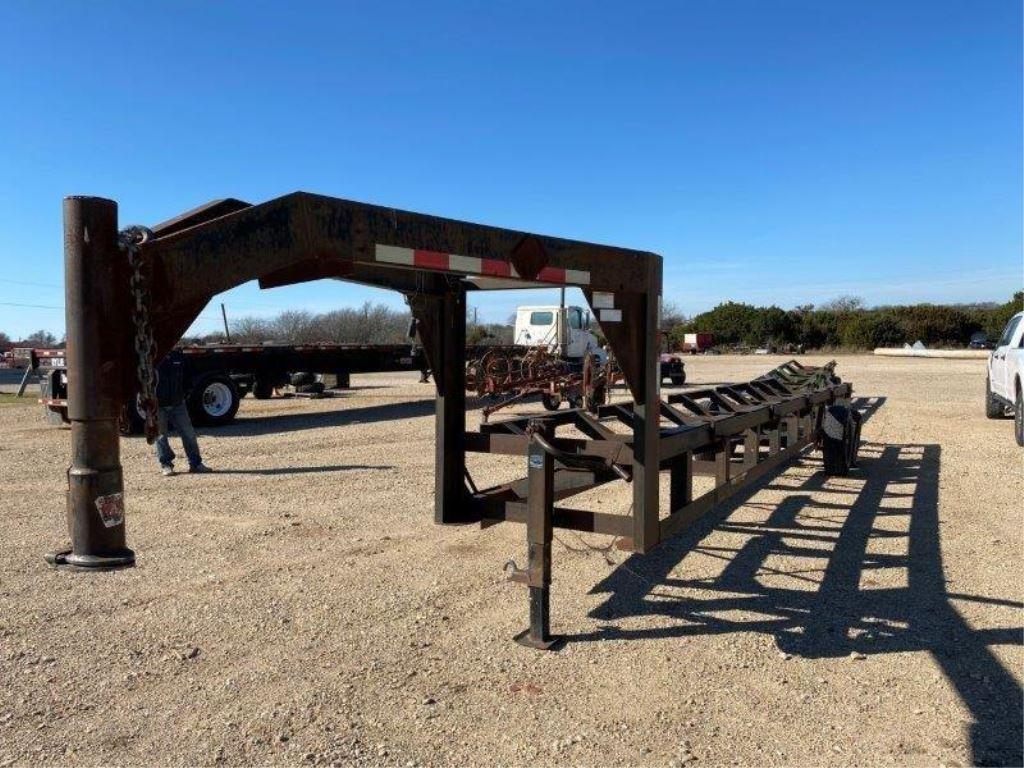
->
<box><xmin>46</xmin><ymin>196</ymin><xmax>135</xmax><ymax>571</ymax></box>
<box><xmin>507</xmin><ymin>421</ymin><xmax>563</xmax><ymax>650</ymax></box>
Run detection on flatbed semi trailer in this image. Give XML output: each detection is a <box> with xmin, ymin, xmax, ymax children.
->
<box><xmin>34</xmin><ymin>342</ymin><xmax>428</xmax><ymax>429</ymax></box>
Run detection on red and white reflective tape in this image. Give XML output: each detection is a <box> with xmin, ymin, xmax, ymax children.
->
<box><xmin>374</xmin><ymin>244</ymin><xmax>590</xmax><ymax>286</ymax></box>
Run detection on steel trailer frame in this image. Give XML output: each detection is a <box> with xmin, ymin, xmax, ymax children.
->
<box><xmin>53</xmin><ymin>192</ymin><xmax>854</xmax><ymax>649</ymax></box>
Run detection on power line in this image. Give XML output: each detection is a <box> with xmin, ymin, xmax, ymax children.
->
<box><xmin>0</xmin><ymin>277</ymin><xmax>62</xmax><ymax>289</ymax></box>
<box><xmin>0</xmin><ymin>301</ymin><xmax>64</xmax><ymax>310</ymax></box>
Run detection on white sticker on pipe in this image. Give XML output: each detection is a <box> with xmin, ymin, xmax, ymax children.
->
<box><xmin>95</xmin><ymin>493</ymin><xmax>125</xmax><ymax>528</ymax></box>
<box><xmin>592</xmin><ymin>292</ymin><xmax>615</xmax><ymax>309</ymax></box>
<box><xmin>599</xmin><ymin>309</ymin><xmax>622</xmax><ymax>322</ymax></box>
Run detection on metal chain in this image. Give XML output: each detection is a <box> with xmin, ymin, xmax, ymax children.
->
<box><xmin>118</xmin><ymin>225</ymin><xmax>159</xmax><ymax>443</ymax></box>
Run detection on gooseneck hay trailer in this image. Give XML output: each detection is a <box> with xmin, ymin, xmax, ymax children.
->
<box><xmin>52</xmin><ymin>192</ymin><xmax>858</xmax><ymax>649</ymax></box>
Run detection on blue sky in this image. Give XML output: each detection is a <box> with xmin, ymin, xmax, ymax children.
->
<box><xmin>0</xmin><ymin>0</ymin><xmax>1020</xmax><ymax>338</ymax></box>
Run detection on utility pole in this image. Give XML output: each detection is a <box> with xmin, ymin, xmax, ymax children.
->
<box><xmin>221</xmin><ymin>303</ymin><xmax>231</xmax><ymax>341</ymax></box>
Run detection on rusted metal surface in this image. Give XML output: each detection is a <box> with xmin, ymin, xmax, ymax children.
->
<box><xmin>466</xmin><ymin>347</ymin><xmax>615</xmax><ymax>420</ymax></box>
<box><xmin>54</xmin><ymin>190</ymin><xmax>858</xmax><ymax>650</ymax></box>
<box><xmin>48</xmin><ymin>196</ymin><xmax>134</xmax><ymax>570</ymax></box>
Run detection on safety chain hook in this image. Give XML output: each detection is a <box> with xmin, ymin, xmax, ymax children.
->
<box><xmin>118</xmin><ymin>225</ymin><xmax>159</xmax><ymax>444</ymax></box>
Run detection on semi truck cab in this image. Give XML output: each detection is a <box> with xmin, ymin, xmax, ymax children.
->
<box><xmin>513</xmin><ymin>305</ymin><xmax>603</xmax><ymax>361</ymax></box>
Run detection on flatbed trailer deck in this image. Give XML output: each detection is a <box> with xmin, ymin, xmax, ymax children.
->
<box><xmin>35</xmin><ymin>342</ymin><xmax>427</xmax><ymax>428</ymax></box>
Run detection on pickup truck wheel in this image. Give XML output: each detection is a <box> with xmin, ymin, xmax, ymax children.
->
<box><xmin>821</xmin><ymin>405</ymin><xmax>853</xmax><ymax>477</ymax></box>
<box><xmin>541</xmin><ymin>393</ymin><xmax>561</xmax><ymax>411</ymax></box>
<box><xmin>188</xmin><ymin>375</ymin><xmax>241</xmax><ymax>426</ymax></box>
<box><xmin>1015</xmin><ymin>385</ymin><xmax>1023</xmax><ymax>447</ymax></box>
<box><xmin>985</xmin><ymin>376</ymin><xmax>1004</xmax><ymax>418</ymax></box>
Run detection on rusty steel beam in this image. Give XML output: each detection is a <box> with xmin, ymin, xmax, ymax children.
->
<box><xmin>46</xmin><ymin>197</ymin><xmax>135</xmax><ymax>570</ymax></box>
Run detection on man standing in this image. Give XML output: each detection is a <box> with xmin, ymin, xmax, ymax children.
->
<box><xmin>153</xmin><ymin>350</ymin><xmax>210</xmax><ymax>476</ymax></box>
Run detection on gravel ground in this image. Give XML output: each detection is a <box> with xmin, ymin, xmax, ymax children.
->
<box><xmin>0</xmin><ymin>355</ymin><xmax>1021</xmax><ymax>767</ymax></box>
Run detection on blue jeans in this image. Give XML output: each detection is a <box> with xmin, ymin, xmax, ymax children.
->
<box><xmin>154</xmin><ymin>404</ymin><xmax>203</xmax><ymax>469</ymax></box>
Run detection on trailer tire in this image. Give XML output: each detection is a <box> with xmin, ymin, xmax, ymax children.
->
<box><xmin>252</xmin><ymin>379</ymin><xmax>275</xmax><ymax>400</ymax></box>
<box><xmin>290</xmin><ymin>372</ymin><xmax>315</xmax><ymax>387</ymax></box>
<box><xmin>985</xmin><ymin>376</ymin><xmax>1004</xmax><ymax>418</ymax></box>
<box><xmin>847</xmin><ymin>408</ymin><xmax>862</xmax><ymax>467</ymax></box>
<box><xmin>188</xmin><ymin>375</ymin><xmax>241</xmax><ymax>427</ymax></box>
<box><xmin>821</xmin><ymin>404</ymin><xmax>853</xmax><ymax>477</ymax></box>
<box><xmin>296</xmin><ymin>382</ymin><xmax>325</xmax><ymax>395</ymax></box>
<box><xmin>541</xmin><ymin>393</ymin><xmax>561</xmax><ymax>411</ymax></box>
<box><xmin>670</xmin><ymin>372</ymin><xmax>686</xmax><ymax>386</ymax></box>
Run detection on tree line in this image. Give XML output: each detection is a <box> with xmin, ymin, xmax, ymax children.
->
<box><xmin>662</xmin><ymin>292</ymin><xmax>1022</xmax><ymax>350</ymax></box>
<box><xmin>3</xmin><ymin>293</ymin><xmax>1021</xmax><ymax>353</ymax></box>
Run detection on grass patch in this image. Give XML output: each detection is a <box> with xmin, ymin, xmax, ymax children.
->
<box><xmin>0</xmin><ymin>393</ymin><xmax>35</xmax><ymax>406</ymax></box>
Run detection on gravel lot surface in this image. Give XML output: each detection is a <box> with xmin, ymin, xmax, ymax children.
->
<box><xmin>1</xmin><ymin>355</ymin><xmax>1021</xmax><ymax>767</ymax></box>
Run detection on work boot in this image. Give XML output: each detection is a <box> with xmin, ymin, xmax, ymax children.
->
<box><xmin>161</xmin><ymin>465</ymin><xmax>175</xmax><ymax>477</ymax></box>
<box><xmin>189</xmin><ymin>463</ymin><xmax>212</xmax><ymax>474</ymax></box>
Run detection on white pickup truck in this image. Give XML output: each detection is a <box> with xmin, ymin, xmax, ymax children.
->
<box><xmin>985</xmin><ymin>310</ymin><xmax>1023</xmax><ymax>446</ymax></box>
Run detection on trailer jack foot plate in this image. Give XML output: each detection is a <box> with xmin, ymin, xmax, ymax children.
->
<box><xmin>513</xmin><ymin>629</ymin><xmax>566</xmax><ymax>651</ymax></box>
<box><xmin>44</xmin><ymin>548</ymin><xmax>136</xmax><ymax>571</ymax></box>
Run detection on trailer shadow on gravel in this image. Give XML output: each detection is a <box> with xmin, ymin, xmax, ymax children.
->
<box><xmin>206</xmin><ymin>464</ymin><xmax>395</xmax><ymax>476</ymax></box>
<box><xmin>580</xmin><ymin>396</ymin><xmax>1023</xmax><ymax>767</ymax></box>
<box><xmin>207</xmin><ymin>393</ymin><xmax>556</xmax><ymax>438</ymax></box>
<box><xmin>202</xmin><ymin>397</ymin><xmax>442</xmax><ymax>437</ymax></box>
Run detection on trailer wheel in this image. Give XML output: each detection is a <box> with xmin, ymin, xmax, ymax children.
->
<box><xmin>670</xmin><ymin>372</ymin><xmax>686</xmax><ymax>386</ymax></box>
<box><xmin>847</xmin><ymin>408</ymin><xmax>862</xmax><ymax>467</ymax></box>
<box><xmin>252</xmin><ymin>379</ymin><xmax>274</xmax><ymax>400</ymax></box>
<box><xmin>541</xmin><ymin>393</ymin><xmax>561</xmax><ymax>411</ymax></box>
<box><xmin>985</xmin><ymin>376</ymin><xmax>1005</xmax><ymax>418</ymax></box>
<box><xmin>821</xmin><ymin>404</ymin><xmax>854</xmax><ymax>477</ymax></box>
<box><xmin>188</xmin><ymin>375</ymin><xmax>241</xmax><ymax>426</ymax></box>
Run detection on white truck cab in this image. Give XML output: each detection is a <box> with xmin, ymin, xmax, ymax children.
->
<box><xmin>985</xmin><ymin>310</ymin><xmax>1024</xmax><ymax>446</ymax></box>
<box><xmin>513</xmin><ymin>305</ymin><xmax>603</xmax><ymax>361</ymax></box>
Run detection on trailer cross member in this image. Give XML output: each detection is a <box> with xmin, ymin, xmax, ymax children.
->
<box><xmin>51</xmin><ymin>193</ymin><xmax>858</xmax><ymax>649</ymax></box>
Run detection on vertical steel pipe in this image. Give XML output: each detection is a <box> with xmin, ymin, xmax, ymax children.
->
<box><xmin>513</xmin><ymin>424</ymin><xmax>559</xmax><ymax>650</ymax></box>
<box><xmin>46</xmin><ymin>196</ymin><xmax>135</xmax><ymax>570</ymax></box>
<box><xmin>434</xmin><ymin>287</ymin><xmax>472</xmax><ymax>523</ymax></box>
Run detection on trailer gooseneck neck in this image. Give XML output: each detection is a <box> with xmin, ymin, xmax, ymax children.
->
<box><xmin>52</xmin><ymin>192</ymin><xmax>858</xmax><ymax>649</ymax></box>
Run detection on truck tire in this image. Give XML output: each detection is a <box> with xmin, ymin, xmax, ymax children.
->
<box><xmin>821</xmin><ymin>404</ymin><xmax>854</xmax><ymax>477</ymax></box>
<box><xmin>188</xmin><ymin>374</ymin><xmax>241</xmax><ymax>427</ymax></box>
<box><xmin>252</xmin><ymin>379</ymin><xmax>274</xmax><ymax>400</ymax></box>
<box><xmin>985</xmin><ymin>376</ymin><xmax>1004</xmax><ymax>419</ymax></box>
<box><xmin>541</xmin><ymin>393</ymin><xmax>561</xmax><ymax>411</ymax></box>
<box><xmin>670</xmin><ymin>372</ymin><xmax>686</xmax><ymax>386</ymax></box>
<box><xmin>1015</xmin><ymin>383</ymin><xmax>1023</xmax><ymax>447</ymax></box>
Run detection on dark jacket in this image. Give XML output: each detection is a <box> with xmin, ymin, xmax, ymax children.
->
<box><xmin>155</xmin><ymin>352</ymin><xmax>187</xmax><ymax>407</ymax></box>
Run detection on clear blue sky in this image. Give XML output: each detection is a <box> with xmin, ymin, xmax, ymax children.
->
<box><xmin>0</xmin><ymin>0</ymin><xmax>1020</xmax><ymax>339</ymax></box>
